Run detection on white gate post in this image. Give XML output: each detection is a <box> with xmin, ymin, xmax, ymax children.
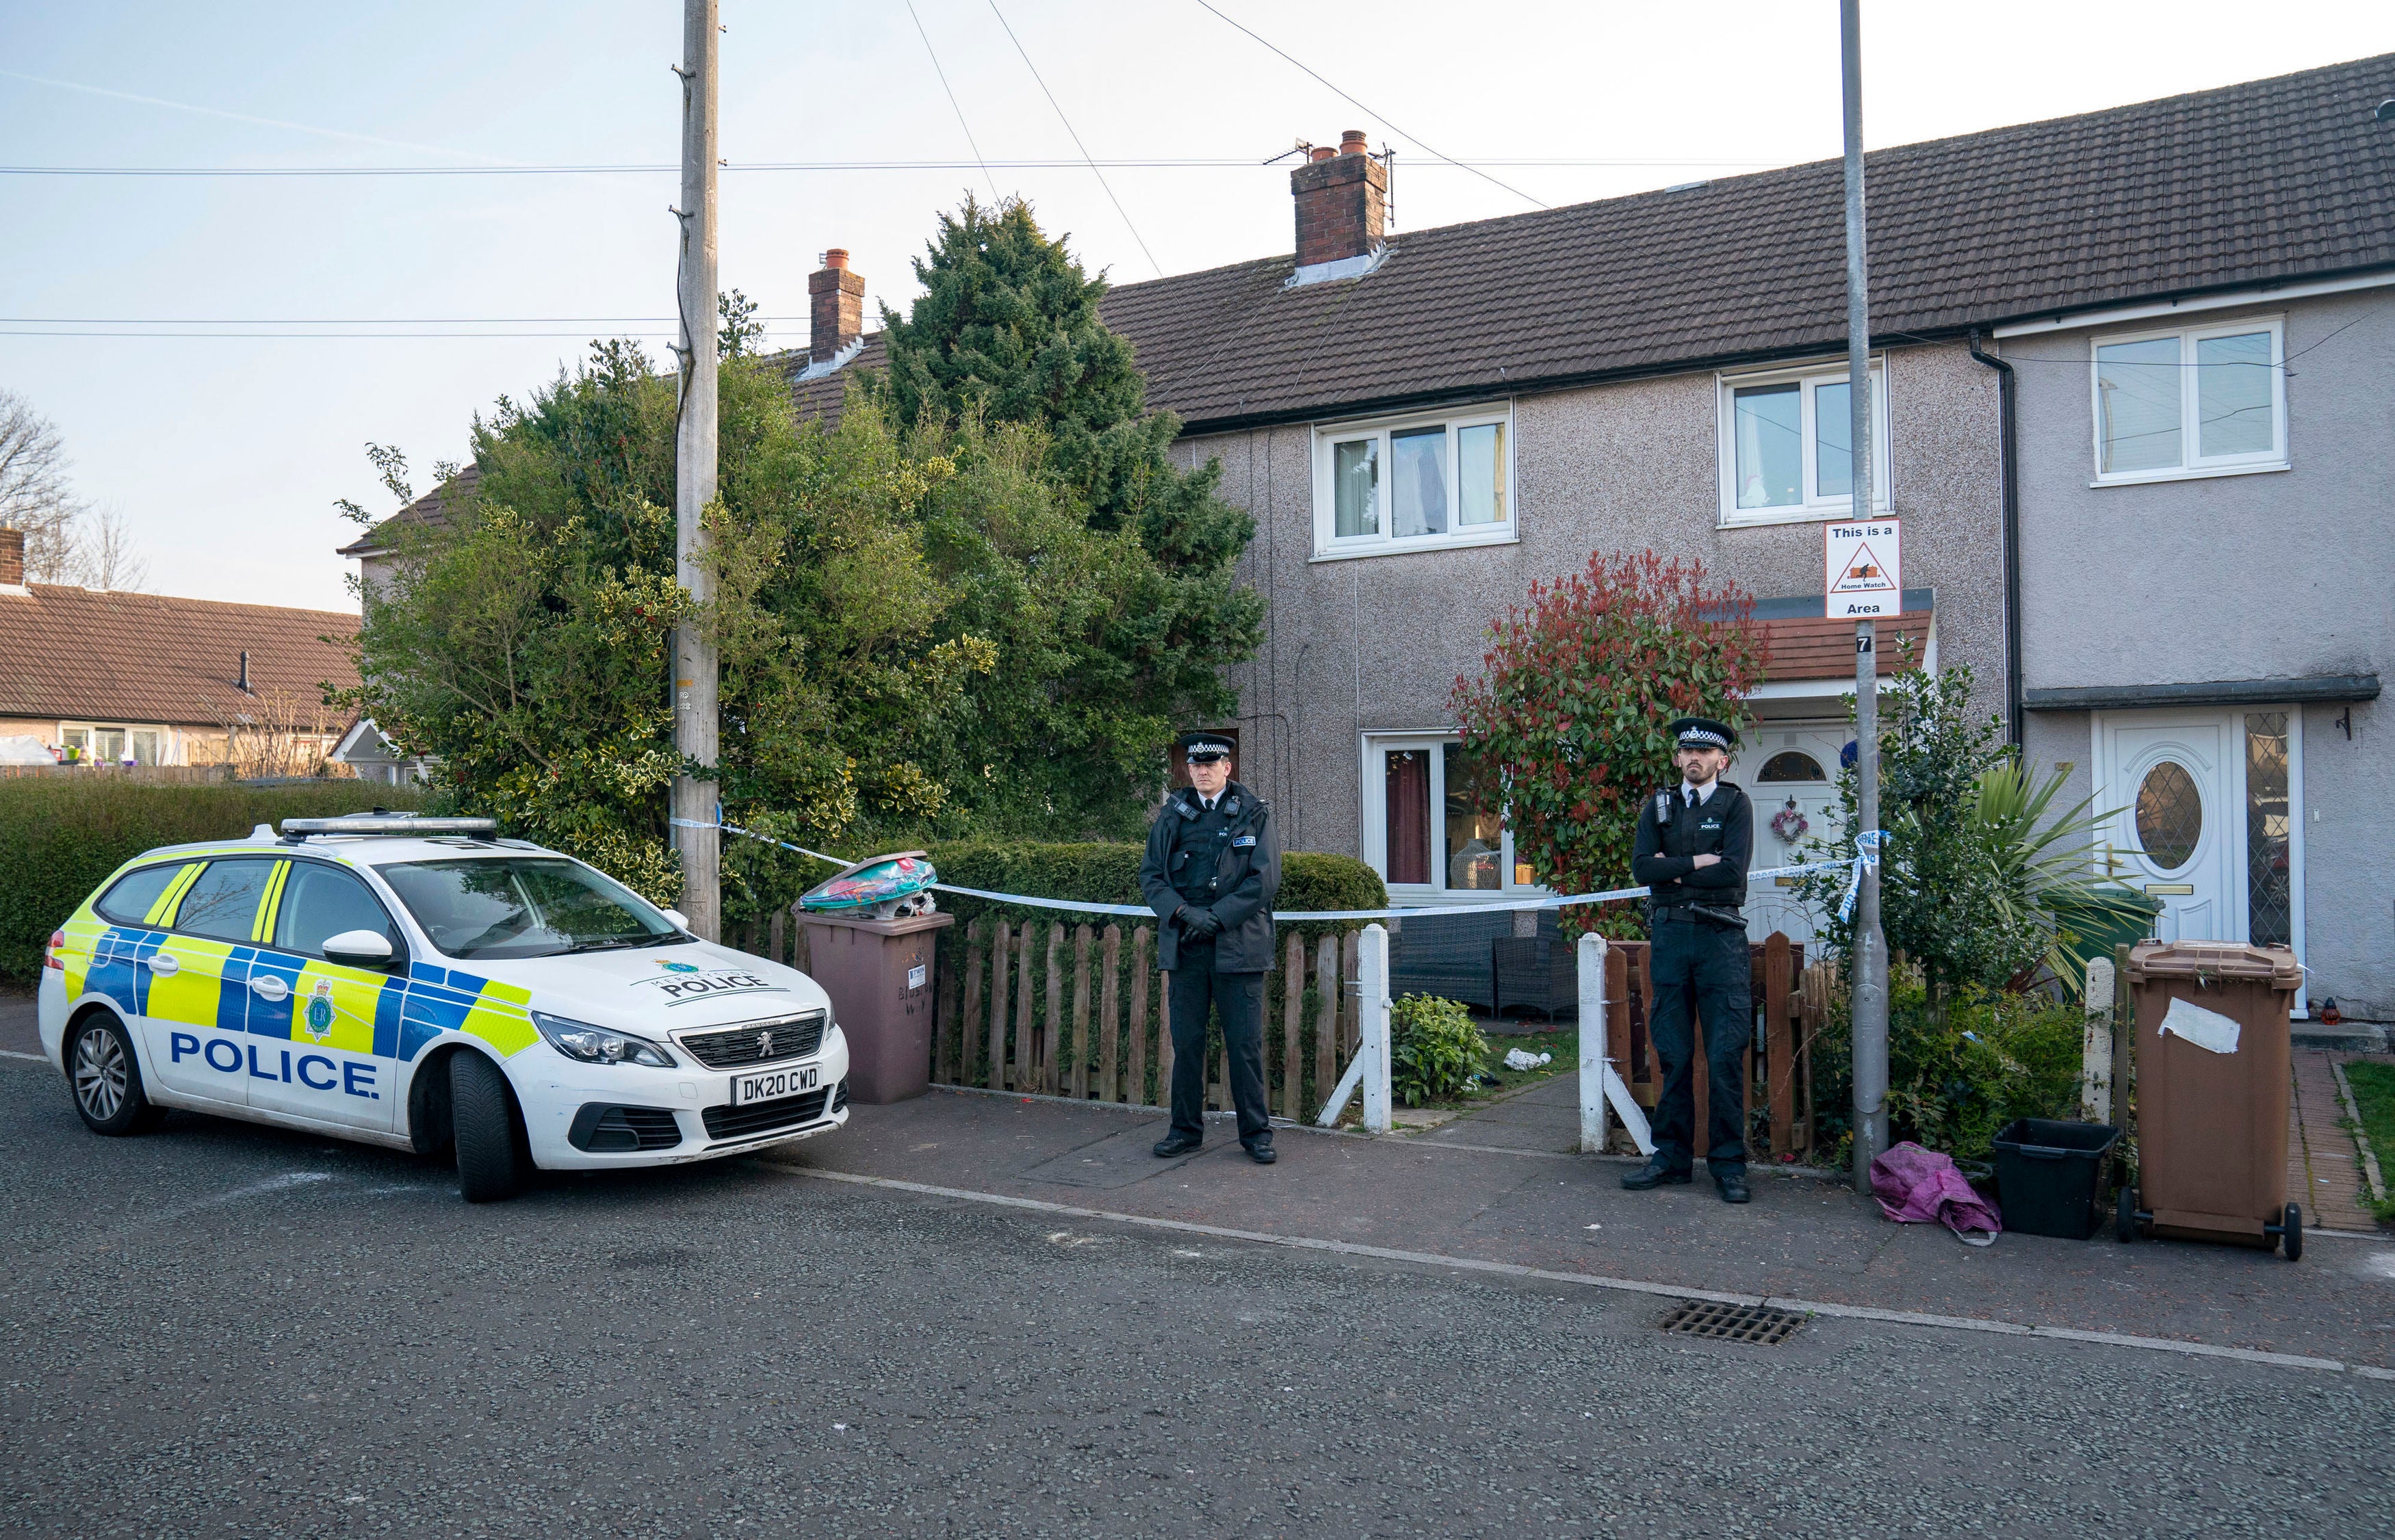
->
<box><xmin>1578</xmin><ymin>932</ymin><xmax>1608</xmax><ymax>1153</ymax></box>
<box><xmin>1359</xmin><ymin>923</ymin><xmax>1392</xmax><ymax>1134</ymax></box>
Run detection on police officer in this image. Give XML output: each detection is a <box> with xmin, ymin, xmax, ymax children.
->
<box><xmin>1624</xmin><ymin>717</ymin><xmax>1755</xmax><ymax>1204</ymax></box>
<box><xmin>1139</xmin><ymin>733</ymin><xmax>1282</xmax><ymax>1164</ymax></box>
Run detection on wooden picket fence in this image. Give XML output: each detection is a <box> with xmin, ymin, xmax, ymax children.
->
<box><xmin>933</xmin><ymin>920</ymin><xmax>1363</xmax><ymax>1119</ymax></box>
<box><xmin>1582</xmin><ymin>932</ymin><xmax>1835</xmax><ymax>1159</ymax></box>
<box><xmin>720</xmin><ymin>906</ymin><xmax>1843</xmax><ymax>1153</ymax></box>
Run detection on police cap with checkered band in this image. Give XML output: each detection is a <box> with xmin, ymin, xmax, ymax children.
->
<box><xmin>1670</xmin><ymin>716</ymin><xmax>1739</xmax><ymax>752</ymax></box>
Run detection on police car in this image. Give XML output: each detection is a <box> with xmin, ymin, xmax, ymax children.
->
<box><xmin>37</xmin><ymin>814</ymin><xmax>849</xmax><ymax>1201</ymax></box>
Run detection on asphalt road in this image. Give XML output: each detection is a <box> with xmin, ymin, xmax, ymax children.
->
<box><xmin>3</xmin><ymin>1057</ymin><xmax>2390</xmax><ymax>1539</ymax></box>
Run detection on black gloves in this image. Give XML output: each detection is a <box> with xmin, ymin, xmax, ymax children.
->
<box><xmin>1178</xmin><ymin>906</ymin><xmax>1223</xmax><ymax>941</ymax></box>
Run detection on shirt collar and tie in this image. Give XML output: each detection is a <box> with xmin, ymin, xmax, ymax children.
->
<box><xmin>1681</xmin><ymin>779</ymin><xmax>1719</xmax><ymax>808</ymax></box>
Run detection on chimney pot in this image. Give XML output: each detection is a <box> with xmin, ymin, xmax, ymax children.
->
<box><xmin>0</xmin><ymin>528</ymin><xmax>22</xmax><ymax>588</ymax></box>
<box><xmin>808</xmin><ymin>248</ymin><xmax>868</xmax><ymax>366</ymax></box>
<box><xmin>1291</xmin><ymin>133</ymin><xmax>1388</xmax><ymax>269</ymax></box>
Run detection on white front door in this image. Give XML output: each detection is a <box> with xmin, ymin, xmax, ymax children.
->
<box><xmin>2097</xmin><ymin>714</ymin><xmax>2242</xmax><ymax>944</ymax></box>
<box><xmin>1733</xmin><ymin>722</ymin><xmax>1850</xmax><ymax>945</ymax></box>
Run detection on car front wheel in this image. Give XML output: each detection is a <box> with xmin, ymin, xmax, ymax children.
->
<box><xmin>450</xmin><ymin>1051</ymin><xmax>532</xmax><ymax>1203</ymax></box>
<box><xmin>69</xmin><ymin>1015</ymin><xmax>166</xmax><ymax>1136</ymax></box>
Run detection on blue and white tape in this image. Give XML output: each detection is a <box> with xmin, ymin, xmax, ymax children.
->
<box><xmin>675</xmin><ymin>815</ymin><xmax>1868</xmax><ymax>924</ymax></box>
<box><xmin>1838</xmin><ymin>828</ymin><xmax>1889</xmax><ymax>924</ymax></box>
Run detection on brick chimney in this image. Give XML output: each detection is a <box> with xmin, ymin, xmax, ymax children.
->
<box><xmin>0</xmin><ymin>528</ymin><xmax>23</xmax><ymax>588</ymax></box>
<box><xmin>808</xmin><ymin>249</ymin><xmax>866</xmax><ymax>366</ymax></box>
<box><xmin>1291</xmin><ymin>130</ymin><xmax>1386</xmax><ymax>268</ymax></box>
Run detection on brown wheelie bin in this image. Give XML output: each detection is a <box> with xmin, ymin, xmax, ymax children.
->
<box><xmin>2117</xmin><ymin>941</ymin><xmax>2305</xmax><ymax>1259</ymax></box>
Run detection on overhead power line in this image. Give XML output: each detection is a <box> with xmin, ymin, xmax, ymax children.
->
<box><xmin>985</xmin><ymin>0</ymin><xmax>1164</xmax><ymax>278</ymax></box>
<box><xmin>0</xmin><ymin>328</ymin><xmax>807</xmax><ymax>340</ymax></box>
<box><xmin>907</xmin><ymin>0</ymin><xmax>999</xmax><ymax>205</ymax></box>
<box><xmin>1</xmin><ymin>315</ymin><xmax>806</xmax><ymax>324</ymax></box>
<box><xmin>1189</xmin><ymin>0</ymin><xmax>1549</xmax><ymax>210</ymax></box>
<box><xmin>0</xmin><ymin>157</ymin><xmax>1777</xmax><ymax>177</ymax></box>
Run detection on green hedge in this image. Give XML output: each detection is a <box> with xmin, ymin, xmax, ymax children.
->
<box><xmin>0</xmin><ymin>778</ymin><xmax>427</xmax><ymax>982</ymax></box>
<box><xmin>924</xmin><ymin>839</ymin><xmax>1385</xmax><ymax>939</ymax></box>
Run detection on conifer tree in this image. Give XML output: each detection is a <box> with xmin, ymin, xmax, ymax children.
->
<box><xmin>872</xmin><ymin>196</ymin><xmax>1263</xmax><ymax>735</ymax></box>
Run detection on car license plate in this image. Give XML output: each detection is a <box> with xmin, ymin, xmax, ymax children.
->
<box><xmin>729</xmin><ymin>1063</ymin><xmax>820</xmax><ymax>1107</ymax></box>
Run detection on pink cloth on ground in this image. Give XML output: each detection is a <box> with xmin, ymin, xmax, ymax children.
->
<box><xmin>1870</xmin><ymin>1141</ymin><xmax>2003</xmax><ymax>1237</ymax></box>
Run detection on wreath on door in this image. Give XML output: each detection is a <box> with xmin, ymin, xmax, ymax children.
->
<box><xmin>1770</xmin><ymin>798</ymin><xmax>1810</xmax><ymax>844</ymax></box>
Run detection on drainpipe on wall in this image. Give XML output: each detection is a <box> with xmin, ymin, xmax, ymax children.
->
<box><xmin>1967</xmin><ymin>328</ymin><xmax>2025</xmax><ymax>752</ymax></box>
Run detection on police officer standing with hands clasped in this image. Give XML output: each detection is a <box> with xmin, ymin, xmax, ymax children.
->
<box><xmin>1624</xmin><ymin>717</ymin><xmax>1755</xmax><ymax>1204</ymax></box>
<box><xmin>1139</xmin><ymin>733</ymin><xmax>1282</xmax><ymax>1164</ymax></box>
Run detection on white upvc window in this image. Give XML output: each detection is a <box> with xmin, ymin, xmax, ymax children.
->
<box><xmin>2090</xmin><ymin>316</ymin><xmax>2286</xmax><ymax>484</ymax></box>
<box><xmin>1359</xmin><ymin>733</ymin><xmax>1543</xmax><ymax>900</ymax></box>
<box><xmin>1312</xmin><ymin>404</ymin><xmax>1515</xmax><ymax>559</ymax></box>
<box><xmin>1716</xmin><ymin>358</ymin><xmax>1891</xmax><ymax>527</ymax></box>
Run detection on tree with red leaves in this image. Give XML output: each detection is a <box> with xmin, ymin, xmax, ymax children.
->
<box><xmin>1449</xmin><ymin>551</ymin><xmax>1768</xmax><ymax>938</ymax></box>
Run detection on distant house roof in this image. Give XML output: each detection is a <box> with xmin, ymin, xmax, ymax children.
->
<box><xmin>335</xmin><ymin>463</ymin><xmax>482</xmax><ymax>560</ymax></box>
<box><xmin>354</xmin><ymin>53</ymin><xmax>2395</xmax><ymax>543</ymax></box>
<box><xmin>0</xmin><ymin>586</ymin><xmax>360</xmax><ymax>728</ymax></box>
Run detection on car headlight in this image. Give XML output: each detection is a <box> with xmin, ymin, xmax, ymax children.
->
<box><xmin>532</xmin><ymin>1011</ymin><xmax>676</xmax><ymax>1068</ymax></box>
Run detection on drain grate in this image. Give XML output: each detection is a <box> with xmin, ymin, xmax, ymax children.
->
<box><xmin>1659</xmin><ymin>1300</ymin><xmax>1804</xmax><ymax>1344</ymax></box>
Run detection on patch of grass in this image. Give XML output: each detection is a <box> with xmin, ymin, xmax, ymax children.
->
<box><xmin>2339</xmin><ymin>1060</ymin><xmax>2395</xmax><ymax>1225</ymax></box>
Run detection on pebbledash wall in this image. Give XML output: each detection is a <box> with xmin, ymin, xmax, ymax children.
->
<box><xmin>2005</xmin><ymin>284</ymin><xmax>2394</xmax><ymax>1021</ymax></box>
<box><xmin>1171</xmin><ymin>337</ymin><xmax>2007</xmax><ymax>893</ymax></box>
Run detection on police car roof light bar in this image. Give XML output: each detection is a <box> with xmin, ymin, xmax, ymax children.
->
<box><xmin>280</xmin><ymin>815</ymin><xmax>500</xmax><ymax>838</ymax></box>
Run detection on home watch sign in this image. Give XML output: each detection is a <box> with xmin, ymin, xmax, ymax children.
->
<box><xmin>1824</xmin><ymin>519</ymin><xmax>1902</xmax><ymax>618</ymax></box>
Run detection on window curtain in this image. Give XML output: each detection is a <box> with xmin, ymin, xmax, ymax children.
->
<box><xmin>1384</xmin><ymin>751</ymin><xmax>1430</xmax><ymax>886</ymax></box>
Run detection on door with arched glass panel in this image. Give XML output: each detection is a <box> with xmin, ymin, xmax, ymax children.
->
<box><xmin>2099</xmin><ymin>716</ymin><xmax>2238</xmax><ymax>944</ymax></box>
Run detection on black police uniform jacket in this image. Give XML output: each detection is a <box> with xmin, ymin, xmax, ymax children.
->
<box><xmin>1139</xmin><ymin>780</ymin><xmax>1281</xmax><ymax>971</ymax></box>
<box><xmin>1631</xmin><ymin>780</ymin><xmax>1755</xmax><ymax>910</ymax></box>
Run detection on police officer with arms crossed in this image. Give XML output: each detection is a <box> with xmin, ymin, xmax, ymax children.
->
<box><xmin>1139</xmin><ymin>733</ymin><xmax>1282</xmax><ymax>1164</ymax></box>
<box><xmin>1623</xmin><ymin>716</ymin><xmax>1755</xmax><ymax>1204</ymax></box>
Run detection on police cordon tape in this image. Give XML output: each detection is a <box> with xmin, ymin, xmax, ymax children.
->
<box><xmin>670</xmin><ymin>816</ymin><xmax>1891</xmax><ymax>924</ymax></box>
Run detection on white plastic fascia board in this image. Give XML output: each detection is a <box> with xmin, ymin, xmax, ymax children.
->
<box><xmin>1990</xmin><ymin>270</ymin><xmax>2395</xmax><ymax>338</ymax></box>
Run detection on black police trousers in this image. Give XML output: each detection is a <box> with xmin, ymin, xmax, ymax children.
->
<box><xmin>1167</xmin><ymin>941</ymin><xmax>1271</xmax><ymax>1147</ymax></box>
<box><xmin>1646</xmin><ymin>907</ymin><xmax>1752</xmax><ymax>1171</ymax></box>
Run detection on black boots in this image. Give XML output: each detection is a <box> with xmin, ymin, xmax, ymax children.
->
<box><xmin>1620</xmin><ymin>1156</ymin><xmax>1694</xmax><ymax>1190</ymax></box>
<box><xmin>1621</xmin><ymin>1156</ymin><xmax>1750</xmax><ymax>1203</ymax></box>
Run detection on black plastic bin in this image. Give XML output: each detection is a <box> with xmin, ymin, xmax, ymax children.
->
<box><xmin>1993</xmin><ymin>1119</ymin><xmax>2119</xmax><ymax>1240</ymax></box>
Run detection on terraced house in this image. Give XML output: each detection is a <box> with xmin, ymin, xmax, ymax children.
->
<box><xmin>348</xmin><ymin>55</ymin><xmax>2394</xmax><ymax>1021</ymax></box>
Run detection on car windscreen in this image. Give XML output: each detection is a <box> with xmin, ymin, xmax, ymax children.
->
<box><xmin>374</xmin><ymin>857</ymin><xmax>683</xmax><ymax>960</ymax></box>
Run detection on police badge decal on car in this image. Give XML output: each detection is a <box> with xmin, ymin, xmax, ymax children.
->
<box><xmin>302</xmin><ymin>980</ymin><xmax>337</xmax><ymax>1042</ymax></box>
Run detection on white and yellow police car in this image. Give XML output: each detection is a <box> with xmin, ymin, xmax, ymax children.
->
<box><xmin>38</xmin><ymin>814</ymin><xmax>849</xmax><ymax>1201</ymax></box>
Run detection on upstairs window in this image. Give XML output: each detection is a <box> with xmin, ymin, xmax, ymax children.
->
<box><xmin>2093</xmin><ymin>318</ymin><xmax>2285</xmax><ymax>482</ymax></box>
<box><xmin>1315</xmin><ymin>406</ymin><xmax>1513</xmax><ymax>558</ymax></box>
<box><xmin>1717</xmin><ymin>360</ymin><xmax>1890</xmax><ymax>526</ymax></box>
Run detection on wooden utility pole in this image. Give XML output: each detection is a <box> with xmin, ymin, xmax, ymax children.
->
<box><xmin>1842</xmin><ymin>0</ymin><xmax>1889</xmax><ymax>1195</ymax></box>
<box><xmin>671</xmin><ymin>0</ymin><xmax>721</xmax><ymax>939</ymax></box>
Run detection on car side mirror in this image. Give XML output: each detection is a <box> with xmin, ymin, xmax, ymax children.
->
<box><xmin>323</xmin><ymin>929</ymin><xmax>396</xmax><ymax>968</ymax></box>
<box><xmin>662</xmin><ymin>908</ymin><xmax>690</xmax><ymax>930</ymax></box>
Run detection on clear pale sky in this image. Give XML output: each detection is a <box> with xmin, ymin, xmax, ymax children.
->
<box><xmin>4</xmin><ymin>1</ymin><xmax>2390</xmax><ymax>612</ymax></box>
